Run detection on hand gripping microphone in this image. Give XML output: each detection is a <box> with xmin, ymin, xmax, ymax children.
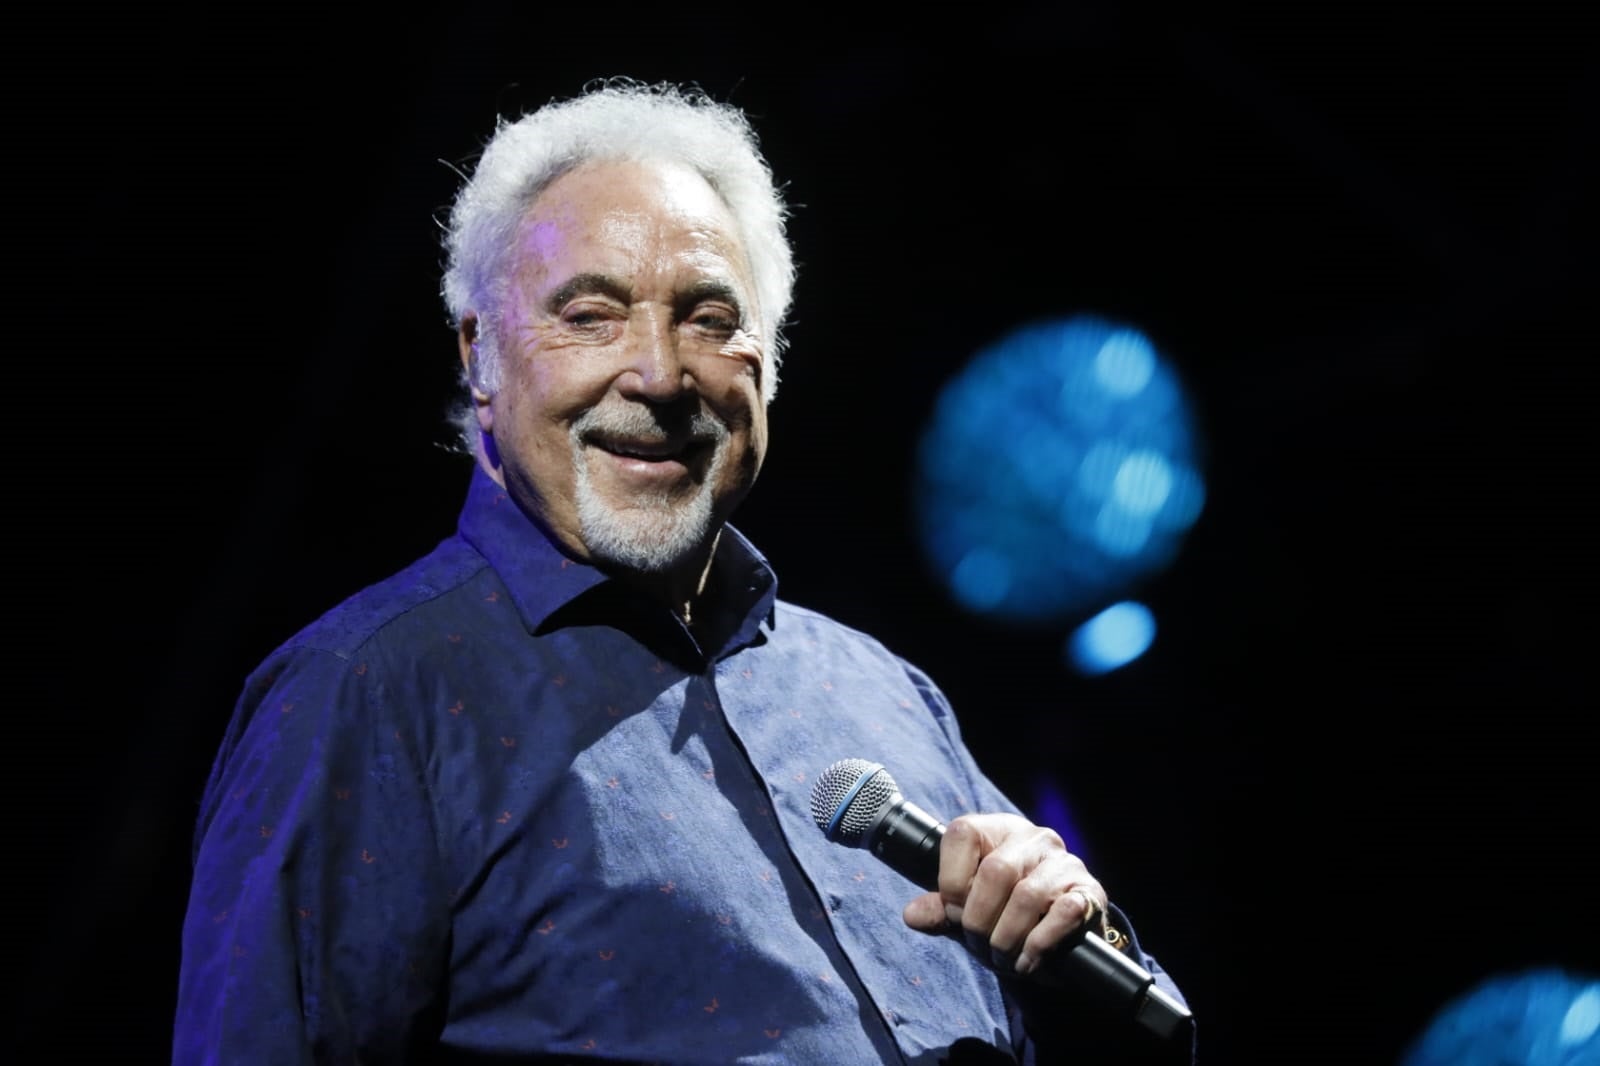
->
<box><xmin>810</xmin><ymin>758</ymin><xmax>1193</xmax><ymax>1047</ymax></box>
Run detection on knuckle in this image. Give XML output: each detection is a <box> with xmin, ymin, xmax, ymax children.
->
<box><xmin>1048</xmin><ymin>892</ymin><xmax>1080</xmax><ymax>919</ymax></box>
<box><xmin>976</xmin><ymin>851</ymin><xmax>1024</xmax><ymax>886</ymax></box>
<box><xmin>1010</xmin><ymin>878</ymin><xmax>1053</xmax><ymax>913</ymax></box>
<box><xmin>1032</xmin><ymin>825</ymin><xmax>1065</xmax><ymax>850</ymax></box>
<box><xmin>945</xmin><ymin>816</ymin><xmax>983</xmax><ymax>843</ymax></box>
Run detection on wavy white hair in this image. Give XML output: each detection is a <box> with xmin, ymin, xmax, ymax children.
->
<box><xmin>440</xmin><ymin>78</ymin><xmax>796</xmax><ymax>450</ymax></box>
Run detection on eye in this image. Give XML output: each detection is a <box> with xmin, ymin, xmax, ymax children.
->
<box><xmin>562</xmin><ymin>303</ymin><xmax>622</xmax><ymax>330</ymax></box>
<box><xmin>686</xmin><ymin>305</ymin><xmax>741</xmax><ymax>337</ymax></box>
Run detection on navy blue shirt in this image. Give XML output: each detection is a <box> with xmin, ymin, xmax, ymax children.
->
<box><xmin>175</xmin><ymin>468</ymin><xmax>1188</xmax><ymax>1064</ymax></box>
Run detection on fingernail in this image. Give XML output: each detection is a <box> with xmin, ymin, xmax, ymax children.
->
<box><xmin>1015</xmin><ymin>952</ymin><xmax>1036</xmax><ymax>976</ymax></box>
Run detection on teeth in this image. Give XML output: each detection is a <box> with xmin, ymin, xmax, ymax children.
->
<box><xmin>605</xmin><ymin>442</ymin><xmax>679</xmax><ymax>460</ymax></box>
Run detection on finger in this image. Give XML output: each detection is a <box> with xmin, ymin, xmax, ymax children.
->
<box><xmin>963</xmin><ymin>823</ymin><xmax>1067</xmax><ymax>958</ymax></box>
<box><xmin>935</xmin><ymin>815</ymin><xmax>991</xmax><ymax>911</ymax></box>
<box><xmin>902</xmin><ymin>890</ymin><xmax>950</xmax><ymax>933</ymax></box>
<box><xmin>985</xmin><ymin>858</ymin><xmax>1067</xmax><ymax>962</ymax></box>
<box><xmin>952</xmin><ymin>821</ymin><xmax>1038</xmax><ymax>941</ymax></box>
<box><xmin>984</xmin><ymin>839</ymin><xmax>1094</xmax><ymax>965</ymax></box>
<box><xmin>1015</xmin><ymin>883</ymin><xmax>1105</xmax><ymax>977</ymax></box>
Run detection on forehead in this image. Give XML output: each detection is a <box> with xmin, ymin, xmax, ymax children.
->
<box><xmin>513</xmin><ymin>159</ymin><xmax>753</xmax><ymax>287</ymax></box>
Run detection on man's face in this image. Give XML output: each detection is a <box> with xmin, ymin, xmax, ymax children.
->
<box><xmin>469</xmin><ymin>159</ymin><xmax>768</xmax><ymax>578</ymax></box>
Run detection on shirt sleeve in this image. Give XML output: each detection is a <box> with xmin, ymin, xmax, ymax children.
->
<box><xmin>174</xmin><ymin>643</ymin><xmax>451</xmax><ymax>1065</ymax></box>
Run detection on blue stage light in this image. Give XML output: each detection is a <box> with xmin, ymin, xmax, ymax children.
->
<box><xmin>1066</xmin><ymin>601</ymin><xmax>1157</xmax><ymax>675</ymax></box>
<box><xmin>915</xmin><ymin>316</ymin><xmax>1206</xmax><ymax>623</ymax></box>
<box><xmin>1401</xmin><ymin>968</ymin><xmax>1600</xmax><ymax>1065</ymax></box>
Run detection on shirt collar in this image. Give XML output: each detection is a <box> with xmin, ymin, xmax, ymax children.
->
<box><xmin>454</xmin><ymin>464</ymin><xmax>779</xmax><ymax>658</ymax></box>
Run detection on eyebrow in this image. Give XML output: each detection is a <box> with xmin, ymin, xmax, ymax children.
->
<box><xmin>544</xmin><ymin>273</ymin><xmax>633</xmax><ymax>313</ymax></box>
<box><xmin>675</xmin><ymin>279</ymin><xmax>747</xmax><ymax>321</ymax></box>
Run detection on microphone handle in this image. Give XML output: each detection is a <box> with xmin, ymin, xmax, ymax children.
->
<box><xmin>869</xmin><ymin>798</ymin><xmax>945</xmax><ymax>887</ymax></box>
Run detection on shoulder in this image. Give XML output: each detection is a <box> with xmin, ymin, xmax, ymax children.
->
<box><xmin>196</xmin><ymin>538</ymin><xmax>494</xmax><ymax>849</ymax></box>
<box><xmin>271</xmin><ymin>532</ymin><xmax>497</xmax><ymax>664</ymax></box>
<box><xmin>770</xmin><ymin>597</ymin><xmax>887</xmax><ymax>651</ymax></box>
<box><xmin>768</xmin><ymin>598</ymin><xmax>952</xmax><ymax>720</ymax></box>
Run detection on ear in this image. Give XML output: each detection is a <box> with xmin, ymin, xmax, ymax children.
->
<box><xmin>457</xmin><ymin>312</ymin><xmax>495</xmax><ymax>431</ymax></box>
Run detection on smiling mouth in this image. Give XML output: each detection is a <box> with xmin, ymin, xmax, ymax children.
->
<box><xmin>574</xmin><ymin>403</ymin><xmax>729</xmax><ymax>478</ymax></box>
<box><xmin>586</xmin><ymin>435</ymin><xmax>715</xmax><ymax>471</ymax></box>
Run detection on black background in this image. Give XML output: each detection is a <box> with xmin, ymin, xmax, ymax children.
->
<box><xmin>18</xmin><ymin>4</ymin><xmax>1598</xmax><ymax>1063</ymax></box>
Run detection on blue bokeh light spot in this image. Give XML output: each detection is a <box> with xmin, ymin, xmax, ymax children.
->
<box><xmin>916</xmin><ymin>315</ymin><xmax>1206</xmax><ymax>622</ymax></box>
<box><xmin>1402</xmin><ymin>968</ymin><xmax>1600</xmax><ymax>1066</ymax></box>
<box><xmin>1092</xmin><ymin>331</ymin><xmax>1157</xmax><ymax>397</ymax></box>
<box><xmin>1562</xmin><ymin>987</ymin><xmax>1600</xmax><ymax>1046</ymax></box>
<box><xmin>1112</xmin><ymin>450</ymin><xmax>1174</xmax><ymax>516</ymax></box>
<box><xmin>1066</xmin><ymin>601</ymin><xmax>1157</xmax><ymax>674</ymax></box>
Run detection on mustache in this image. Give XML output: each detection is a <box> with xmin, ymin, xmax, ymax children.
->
<box><xmin>571</xmin><ymin>402</ymin><xmax>729</xmax><ymax>446</ymax></box>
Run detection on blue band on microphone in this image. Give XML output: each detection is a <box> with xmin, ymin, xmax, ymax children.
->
<box><xmin>824</xmin><ymin>762</ymin><xmax>884</xmax><ymax>840</ymax></box>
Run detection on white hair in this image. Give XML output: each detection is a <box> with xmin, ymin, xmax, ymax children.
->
<box><xmin>440</xmin><ymin>78</ymin><xmax>797</xmax><ymax>449</ymax></box>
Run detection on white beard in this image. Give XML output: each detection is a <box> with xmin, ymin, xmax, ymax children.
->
<box><xmin>570</xmin><ymin>405</ymin><xmax>729</xmax><ymax>573</ymax></box>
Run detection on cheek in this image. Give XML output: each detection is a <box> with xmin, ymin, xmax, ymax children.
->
<box><xmin>730</xmin><ymin>407</ymin><xmax>769</xmax><ymax>485</ymax></box>
<box><xmin>747</xmin><ymin>411</ymin><xmax>769</xmax><ymax>467</ymax></box>
<box><xmin>716</xmin><ymin>387</ymin><xmax>766</xmax><ymax>451</ymax></box>
<box><xmin>503</xmin><ymin>350</ymin><xmax>600</xmax><ymax>429</ymax></box>
<box><xmin>491</xmin><ymin>383</ymin><xmax>572</xmax><ymax>472</ymax></box>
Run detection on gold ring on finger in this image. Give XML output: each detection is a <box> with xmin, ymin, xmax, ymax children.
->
<box><xmin>1072</xmin><ymin>888</ymin><xmax>1099</xmax><ymax>928</ymax></box>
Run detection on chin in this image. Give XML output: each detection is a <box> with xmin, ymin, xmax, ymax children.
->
<box><xmin>576</xmin><ymin>493</ymin><xmax>716</xmax><ymax>574</ymax></box>
<box><xmin>573</xmin><ymin>431</ymin><xmax>731</xmax><ymax>575</ymax></box>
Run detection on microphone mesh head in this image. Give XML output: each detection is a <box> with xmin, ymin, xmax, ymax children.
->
<box><xmin>810</xmin><ymin>758</ymin><xmax>899</xmax><ymax>845</ymax></box>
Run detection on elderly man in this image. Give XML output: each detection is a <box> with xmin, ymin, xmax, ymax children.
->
<box><xmin>175</xmin><ymin>80</ymin><xmax>1192</xmax><ymax>1065</ymax></box>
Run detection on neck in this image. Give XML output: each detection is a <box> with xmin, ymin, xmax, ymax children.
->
<box><xmin>605</xmin><ymin>530</ymin><xmax>722</xmax><ymax>626</ymax></box>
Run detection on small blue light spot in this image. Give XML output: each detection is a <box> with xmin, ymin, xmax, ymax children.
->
<box><xmin>1562</xmin><ymin>986</ymin><xmax>1600</xmax><ymax>1046</ymax></box>
<box><xmin>1066</xmin><ymin>601</ymin><xmax>1156</xmax><ymax>674</ymax></box>
<box><xmin>1112</xmin><ymin>450</ymin><xmax>1174</xmax><ymax>516</ymax></box>
<box><xmin>1092</xmin><ymin>331</ymin><xmax>1157</xmax><ymax>397</ymax></box>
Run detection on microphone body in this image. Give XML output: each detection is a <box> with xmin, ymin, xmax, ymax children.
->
<box><xmin>810</xmin><ymin>758</ymin><xmax>1193</xmax><ymax>1048</ymax></box>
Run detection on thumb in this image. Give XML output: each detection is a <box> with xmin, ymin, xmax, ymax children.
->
<box><xmin>902</xmin><ymin>890</ymin><xmax>950</xmax><ymax>933</ymax></box>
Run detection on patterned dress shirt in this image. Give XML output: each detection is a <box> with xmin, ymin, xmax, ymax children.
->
<box><xmin>175</xmin><ymin>466</ymin><xmax>1189</xmax><ymax>1064</ymax></box>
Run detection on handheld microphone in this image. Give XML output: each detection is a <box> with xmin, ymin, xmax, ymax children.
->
<box><xmin>809</xmin><ymin>758</ymin><xmax>1193</xmax><ymax>1047</ymax></box>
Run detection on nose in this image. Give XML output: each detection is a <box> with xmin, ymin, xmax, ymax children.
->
<box><xmin>617</xmin><ymin>307</ymin><xmax>693</xmax><ymax>403</ymax></box>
